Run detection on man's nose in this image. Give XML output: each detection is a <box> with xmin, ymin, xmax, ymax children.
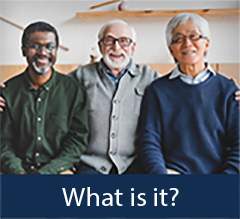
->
<box><xmin>112</xmin><ymin>39</ymin><xmax>121</xmax><ymax>49</ymax></box>
<box><xmin>37</xmin><ymin>45</ymin><xmax>48</xmax><ymax>55</ymax></box>
<box><xmin>183</xmin><ymin>36</ymin><xmax>192</xmax><ymax>46</ymax></box>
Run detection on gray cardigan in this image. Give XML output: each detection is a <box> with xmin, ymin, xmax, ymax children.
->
<box><xmin>69</xmin><ymin>60</ymin><xmax>160</xmax><ymax>174</ymax></box>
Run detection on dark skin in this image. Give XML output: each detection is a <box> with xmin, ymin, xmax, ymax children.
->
<box><xmin>1</xmin><ymin>31</ymin><xmax>73</xmax><ymax>174</ymax></box>
<box><xmin>22</xmin><ymin>31</ymin><xmax>57</xmax><ymax>90</ymax></box>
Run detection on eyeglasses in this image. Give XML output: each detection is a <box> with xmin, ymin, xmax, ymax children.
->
<box><xmin>171</xmin><ymin>33</ymin><xmax>207</xmax><ymax>44</ymax></box>
<box><xmin>101</xmin><ymin>36</ymin><xmax>133</xmax><ymax>47</ymax></box>
<box><xmin>27</xmin><ymin>43</ymin><xmax>57</xmax><ymax>53</ymax></box>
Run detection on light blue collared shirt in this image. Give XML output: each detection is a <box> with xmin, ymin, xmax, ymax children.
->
<box><xmin>169</xmin><ymin>63</ymin><xmax>216</xmax><ymax>84</ymax></box>
<box><xmin>102</xmin><ymin>59</ymin><xmax>132</xmax><ymax>86</ymax></box>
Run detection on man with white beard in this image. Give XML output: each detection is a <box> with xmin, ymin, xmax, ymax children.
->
<box><xmin>0</xmin><ymin>21</ymin><xmax>89</xmax><ymax>174</ymax></box>
<box><xmin>69</xmin><ymin>19</ymin><xmax>160</xmax><ymax>174</ymax></box>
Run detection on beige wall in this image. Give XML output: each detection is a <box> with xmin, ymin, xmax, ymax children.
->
<box><xmin>0</xmin><ymin>1</ymin><xmax>239</xmax><ymax>66</ymax></box>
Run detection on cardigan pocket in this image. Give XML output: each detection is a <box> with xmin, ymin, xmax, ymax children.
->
<box><xmin>134</xmin><ymin>87</ymin><xmax>144</xmax><ymax>115</ymax></box>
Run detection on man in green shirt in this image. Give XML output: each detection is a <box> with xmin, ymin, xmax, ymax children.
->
<box><xmin>0</xmin><ymin>21</ymin><xmax>88</xmax><ymax>174</ymax></box>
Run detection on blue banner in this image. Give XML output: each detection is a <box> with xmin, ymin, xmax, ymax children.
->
<box><xmin>1</xmin><ymin>175</ymin><xmax>239</xmax><ymax>218</ymax></box>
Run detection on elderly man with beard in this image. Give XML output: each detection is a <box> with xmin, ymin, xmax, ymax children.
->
<box><xmin>69</xmin><ymin>19</ymin><xmax>160</xmax><ymax>174</ymax></box>
<box><xmin>0</xmin><ymin>21</ymin><xmax>89</xmax><ymax>174</ymax></box>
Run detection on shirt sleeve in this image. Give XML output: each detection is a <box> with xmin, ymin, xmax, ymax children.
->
<box><xmin>1</xmin><ymin>102</ymin><xmax>26</xmax><ymax>173</ymax></box>
<box><xmin>222</xmin><ymin>85</ymin><xmax>240</xmax><ymax>174</ymax></box>
<box><xmin>137</xmin><ymin>85</ymin><xmax>167</xmax><ymax>174</ymax></box>
<box><xmin>37</xmin><ymin>84</ymin><xmax>89</xmax><ymax>174</ymax></box>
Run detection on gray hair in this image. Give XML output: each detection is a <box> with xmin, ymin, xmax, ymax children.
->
<box><xmin>166</xmin><ymin>13</ymin><xmax>211</xmax><ymax>46</ymax></box>
<box><xmin>98</xmin><ymin>19</ymin><xmax>137</xmax><ymax>42</ymax></box>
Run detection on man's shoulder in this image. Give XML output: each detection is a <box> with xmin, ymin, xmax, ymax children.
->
<box><xmin>129</xmin><ymin>63</ymin><xmax>162</xmax><ymax>87</ymax></box>
<box><xmin>2</xmin><ymin>72</ymin><xmax>25</xmax><ymax>96</ymax></box>
<box><xmin>68</xmin><ymin>62</ymin><xmax>100</xmax><ymax>82</ymax></box>
<box><xmin>131</xmin><ymin>63</ymin><xmax>159</xmax><ymax>75</ymax></box>
<box><xmin>55</xmin><ymin>71</ymin><xmax>84</xmax><ymax>90</ymax></box>
<box><xmin>4</xmin><ymin>72</ymin><xmax>25</xmax><ymax>86</ymax></box>
<box><xmin>214</xmin><ymin>72</ymin><xmax>238</xmax><ymax>92</ymax></box>
<box><xmin>151</xmin><ymin>72</ymin><xmax>171</xmax><ymax>85</ymax></box>
<box><xmin>215</xmin><ymin>72</ymin><xmax>235</xmax><ymax>84</ymax></box>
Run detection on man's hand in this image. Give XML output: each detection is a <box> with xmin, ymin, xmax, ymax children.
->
<box><xmin>235</xmin><ymin>90</ymin><xmax>240</xmax><ymax>104</ymax></box>
<box><xmin>231</xmin><ymin>78</ymin><xmax>240</xmax><ymax>105</ymax></box>
<box><xmin>18</xmin><ymin>172</ymin><xmax>26</xmax><ymax>174</ymax></box>
<box><xmin>59</xmin><ymin>169</ymin><xmax>74</xmax><ymax>175</ymax></box>
<box><xmin>0</xmin><ymin>83</ymin><xmax>6</xmax><ymax>112</ymax></box>
<box><xmin>0</xmin><ymin>83</ymin><xmax>5</xmax><ymax>88</ymax></box>
<box><xmin>0</xmin><ymin>96</ymin><xmax>6</xmax><ymax>112</ymax></box>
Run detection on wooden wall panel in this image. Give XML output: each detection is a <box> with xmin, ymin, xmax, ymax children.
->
<box><xmin>217</xmin><ymin>63</ymin><xmax>239</xmax><ymax>84</ymax></box>
<box><xmin>0</xmin><ymin>63</ymin><xmax>239</xmax><ymax>84</ymax></box>
<box><xmin>0</xmin><ymin>65</ymin><xmax>27</xmax><ymax>82</ymax></box>
<box><xmin>0</xmin><ymin>64</ymin><xmax>78</xmax><ymax>82</ymax></box>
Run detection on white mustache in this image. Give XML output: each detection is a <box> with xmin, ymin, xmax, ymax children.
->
<box><xmin>107</xmin><ymin>49</ymin><xmax>127</xmax><ymax>58</ymax></box>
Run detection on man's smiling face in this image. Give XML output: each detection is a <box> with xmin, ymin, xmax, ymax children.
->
<box><xmin>22</xmin><ymin>31</ymin><xmax>57</xmax><ymax>75</ymax></box>
<box><xmin>99</xmin><ymin>22</ymin><xmax>136</xmax><ymax>72</ymax></box>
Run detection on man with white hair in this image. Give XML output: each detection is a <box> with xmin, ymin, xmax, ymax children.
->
<box><xmin>69</xmin><ymin>19</ymin><xmax>160</xmax><ymax>174</ymax></box>
<box><xmin>138</xmin><ymin>13</ymin><xmax>239</xmax><ymax>174</ymax></box>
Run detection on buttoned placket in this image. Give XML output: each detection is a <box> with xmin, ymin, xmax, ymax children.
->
<box><xmin>97</xmin><ymin>67</ymin><xmax>117</xmax><ymax>173</ymax></box>
<box><xmin>34</xmin><ymin>86</ymin><xmax>50</xmax><ymax>169</ymax></box>
<box><xmin>108</xmin><ymin>72</ymin><xmax>129</xmax><ymax>173</ymax></box>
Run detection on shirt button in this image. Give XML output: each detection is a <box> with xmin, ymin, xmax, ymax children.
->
<box><xmin>37</xmin><ymin>117</ymin><xmax>41</xmax><ymax>121</ymax></box>
<box><xmin>101</xmin><ymin>166</ymin><xmax>107</xmax><ymax>171</ymax></box>
<box><xmin>111</xmin><ymin>132</ymin><xmax>116</xmax><ymax>138</ymax></box>
<box><xmin>113</xmin><ymin>99</ymin><xmax>120</xmax><ymax>104</ymax></box>
<box><xmin>37</xmin><ymin>163</ymin><xmax>41</xmax><ymax>167</ymax></box>
<box><xmin>110</xmin><ymin>151</ymin><xmax>116</xmax><ymax>155</ymax></box>
<box><xmin>37</xmin><ymin>136</ymin><xmax>41</xmax><ymax>141</ymax></box>
<box><xmin>37</xmin><ymin>98</ymin><xmax>42</xmax><ymax>102</ymax></box>
<box><xmin>112</xmin><ymin>115</ymin><xmax>118</xmax><ymax>120</ymax></box>
<box><xmin>31</xmin><ymin>165</ymin><xmax>35</xmax><ymax>170</ymax></box>
<box><xmin>35</xmin><ymin>152</ymin><xmax>40</xmax><ymax>157</ymax></box>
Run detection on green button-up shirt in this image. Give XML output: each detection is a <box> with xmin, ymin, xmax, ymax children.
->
<box><xmin>1</xmin><ymin>68</ymin><xmax>88</xmax><ymax>174</ymax></box>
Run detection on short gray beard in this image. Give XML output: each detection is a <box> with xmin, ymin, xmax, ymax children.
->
<box><xmin>32</xmin><ymin>61</ymin><xmax>51</xmax><ymax>75</ymax></box>
<box><xmin>103</xmin><ymin>49</ymin><xmax>131</xmax><ymax>70</ymax></box>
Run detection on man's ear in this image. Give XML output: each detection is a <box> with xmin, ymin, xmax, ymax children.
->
<box><xmin>130</xmin><ymin>42</ymin><xmax>136</xmax><ymax>56</ymax></box>
<box><xmin>204</xmin><ymin>39</ymin><xmax>210</xmax><ymax>54</ymax></box>
<box><xmin>168</xmin><ymin>45</ymin><xmax>175</xmax><ymax>58</ymax></box>
<box><xmin>21</xmin><ymin>46</ymin><xmax>27</xmax><ymax>57</ymax></box>
<box><xmin>98</xmin><ymin>41</ymin><xmax>103</xmax><ymax>54</ymax></box>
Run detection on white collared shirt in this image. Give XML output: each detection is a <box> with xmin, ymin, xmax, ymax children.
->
<box><xmin>169</xmin><ymin>63</ymin><xmax>216</xmax><ymax>84</ymax></box>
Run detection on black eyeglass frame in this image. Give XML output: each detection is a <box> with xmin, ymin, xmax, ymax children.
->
<box><xmin>100</xmin><ymin>36</ymin><xmax>133</xmax><ymax>47</ymax></box>
<box><xmin>171</xmin><ymin>34</ymin><xmax>208</xmax><ymax>45</ymax></box>
<box><xmin>26</xmin><ymin>43</ymin><xmax>57</xmax><ymax>53</ymax></box>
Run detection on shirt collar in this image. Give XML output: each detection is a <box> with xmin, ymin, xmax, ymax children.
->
<box><xmin>101</xmin><ymin>59</ymin><xmax>132</xmax><ymax>78</ymax></box>
<box><xmin>23</xmin><ymin>67</ymin><xmax>56</xmax><ymax>91</ymax></box>
<box><xmin>169</xmin><ymin>63</ymin><xmax>216</xmax><ymax>80</ymax></box>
